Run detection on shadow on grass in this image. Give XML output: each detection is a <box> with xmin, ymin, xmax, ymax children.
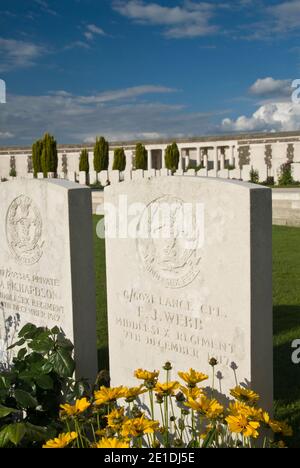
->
<box><xmin>274</xmin><ymin>305</ymin><xmax>300</xmax><ymax>337</ymax></box>
<box><xmin>273</xmin><ymin>306</ymin><xmax>300</xmax><ymax>448</ymax></box>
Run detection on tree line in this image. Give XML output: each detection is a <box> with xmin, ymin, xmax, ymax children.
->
<box><xmin>32</xmin><ymin>133</ymin><xmax>180</xmax><ymax>177</ymax></box>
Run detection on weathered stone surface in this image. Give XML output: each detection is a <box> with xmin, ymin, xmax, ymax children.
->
<box><xmin>105</xmin><ymin>176</ymin><xmax>273</xmax><ymax>411</ymax></box>
<box><xmin>0</xmin><ymin>179</ymin><xmax>97</xmax><ymax>382</ymax></box>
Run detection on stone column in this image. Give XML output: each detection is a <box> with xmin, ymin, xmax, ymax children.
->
<box><xmin>220</xmin><ymin>149</ymin><xmax>225</xmax><ymax>170</ymax></box>
<box><xmin>203</xmin><ymin>150</ymin><xmax>208</xmax><ymax>168</ymax></box>
<box><xmin>196</xmin><ymin>148</ymin><xmax>201</xmax><ymax>166</ymax></box>
<box><xmin>126</xmin><ymin>151</ymin><xmax>133</xmax><ymax>171</ymax></box>
<box><xmin>108</xmin><ymin>151</ymin><xmax>114</xmax><ymax>171</ymax></box>
<box><xmin>185</xmin><ymin>151</ymin><xmax>190</xmax><ymax>170</ymax></box>
<box><xmin>148</xmin><ymin>149</ymin><xmax>152</xmax><ymax>171</ymax></box>
<box><xmin>214</xmin><ymin>147</ymin><xmax>219</xmax><ymax>174</ymax></box>
<box><xmin>229</xmin><ymin>146</ymin><xmax>235</xmax><ymax>166</ymax></box>
<box><xmin>178</xmin><ymin>149</ymin><xmax>183</xmax><ymax>171</ymax></box>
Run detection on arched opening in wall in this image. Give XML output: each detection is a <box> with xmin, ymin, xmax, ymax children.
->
<box><xmin>151</xmin><ymin>149</ymin><xmax>163</xmax><ymax>170</ymax></box>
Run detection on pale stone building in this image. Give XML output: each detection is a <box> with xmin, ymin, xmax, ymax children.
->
<box><xmin>1</xmin><ymin>130</ymin><xmax>300</xmax><ymax>183</ymax></box>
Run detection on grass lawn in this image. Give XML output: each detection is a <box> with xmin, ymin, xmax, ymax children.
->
<box><xmin>93</xmin><ymin>216</ymin><xmax>300</xmax><ymax>447</ymax></box>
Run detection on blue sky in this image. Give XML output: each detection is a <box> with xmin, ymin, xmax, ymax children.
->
<box><xmin>1</xmin><ymin>0</ymin><xmax>300</xmax><ymax>145</ymax></box>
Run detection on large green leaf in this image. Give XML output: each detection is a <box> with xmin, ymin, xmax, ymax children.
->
<box><xmin>0</xmin><ymin>425</ymin><xmax>12</xmax><ymax>448</ymax></box>
<box><xmin>18</xmin><ymin>324</ymin><xmax>37</xmax><ymax>339</ymax></box>
<box><xmin>14</xmin><ymin>389</ymin><xmax>38</xmax><ymax>409</ymax></box>
<box><xmin>28</xmin><ymin>336</ymin><xmax>53</xmax><ymax>354</ymax></box>
<box><xmin>24</xmin><ymin>423</ymin><xmax>48</xmax><ymax>442</ymax></box>
<box><xmin>7</xmin><ymin>423</ymin><xmax>26</xmax><ymax>446</ymax></box>
<box><xmin>48</xmin><ymin>348</ymin><xmax>75</xmax><ymax>378</ymax></box>
<box><xmin>7</xmin><ymin>338</ymin><xmax>25</xmax><ymax>350</ymax></box>
<box><xmin>0</xmin><ymin>405</ymin><xmax>18</xmax><ymax>418</ymax></box>
<box><xmin>0</xmin><ymin>423</ymin><xmax>27</xmax><ymax>447</ymax></box>
<box><xmin>36</xmin><ymin>374</ymin><xmax>53</xmax><ymax>390</ymax></box>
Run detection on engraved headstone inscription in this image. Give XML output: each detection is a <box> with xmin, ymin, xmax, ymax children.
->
<box><xmin>105</xmin><ymin>176</ymin><xmax>273</xmax><ymax>411</ymax></box>
<box><xmin>0</xmin><ymin>179</ymin><xmax>97</xmax><ymax>382</ymax></box>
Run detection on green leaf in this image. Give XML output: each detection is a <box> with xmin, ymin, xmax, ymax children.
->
<box><xmin>0</xmin><ymin>405</ymin><xmax>18</xmax><ymax>418</ymax></box>
<box><xmin>48</xmin><ymin>348</ymin><xmax>75</xmax><ymax>378</ymax></box>
<box><xmin>24</xmin><ymin>423</ymin><xmax>48</xmax><ymax>442</ymax></box>
<box><xmin>18</xmin><ymin>323</ymin><xmax>37</xmax><ymax>339</ymax></box>
<box><xmin>202</xmin><ymin>427</ymin><xmax>217</xmax><ymax>448</ymax></box>
<box><xmin>29</xmin><ymin>336</ymin><xmax>53</xmax><ymax>354</ymax></box>
<box><xmin>7</xmin><ymin>423</ymin><xmax>26</xmax><ymax>446</ymax></box>
<box><xmin>0</xmin><ymin>425</ymin><xmax>12</xmax><ymax>448</ymax></box>
<box><xmin>56</xmin><ymin>335</ymin><xmax>74</xmax><ymax>350</ymax></box>
<box><xmin>41</xmin><ymin>361</ymin><xmax>53</xmax><ymax>374</ymax></box>
<box><xmin>14</xmin><ymin>389</ymin><xmax>38</xmax><ymax>409</ymax></box>
<box><xmin>17</xmin><ymin>348</ymin><xmax>27</xmax><ymax>360</ymax></box>
<box><xmin>7</xmin><ymin>338</ymin><xmax>25</xmax><ymax>350</ymax></box>
<box><xmin>36</xmin><ymin>374</ymin><xmax>53</xmax><ymax>390</ymax></box>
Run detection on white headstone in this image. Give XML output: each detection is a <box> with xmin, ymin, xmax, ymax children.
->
<box><xmin>0</xmin><ymin>179</ymin><xmax>97</xmax><ymax>382</ymax></box>
<box><xmin>109</xmin><ymin>170</ymin><xmax>121</xmax><ymax>184</ymax></box>
<box><xmin>68</xmin><ymin>172</ymin><xmax>77</xmax><ymax>183</ymax></box>
<box><xmin>99</xmin><ymin>171</ymin><xmax>109</xmax><ymax>187</ymax></box>
<box><xmin>145</xmin><ymin>169</ymin><xmax>157</xmax><ymax>178</ymax></box>
<box><xmin>89</xmin><ymin>171</ymin><xmax>98</xmax><ymax>185</ymax></box>
<box><xmin>123</xmin><ymin>171</ymin><xmax>132</xmax><ymax>182</ymax></box>
<box><xmin>79</xmin><ymin>171</ymin><xmax>87</xmax><ymax>186</ymax></box>
<box><xmin>105</xmin><ymin>176</ymin><xmax>273</xmax><ymax>411</ymax></box>
<box><xmin>132</xmin><ymin>170</ymin><xmax>144</xmax><ymax>180</ymax></box>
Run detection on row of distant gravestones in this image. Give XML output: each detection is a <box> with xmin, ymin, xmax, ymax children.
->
<box><xmin>56</xmin><ymin>164</ymin><xmax>257</xmax><ymax>186</ymax></box>
<box><xmin>1</xmin><ymin>163</ymin><xmax>266</xmax><ymax>185</ymax></box>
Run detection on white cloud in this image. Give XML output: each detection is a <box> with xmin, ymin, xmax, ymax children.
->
<box><xmin>0</xmin><ymin>86</ymin><xmax>218</xmax><ymax>145</ymax></box>
<box><xmin>268</xmin><ymin>0</ymin><xmax>300</xmax><ymax>33</ymax></box>
<box><xmin>250</xmin><ymin>77</ymin><xmax>292</xmax><ymax>98</ymax></box>
<box><xmin>84</xmin><ymin>24</ymin><xmax>106</xmax><ymax>41</ymax></box>
<box><xmin>113</xmin><ymin>0</ymin><xmax>217</xmax><ymax>38</ymax></box>
<box><xmin>0</xmin><ymin>38</ymin><xmax>44</xmax><ymax>72</ymax></box>
<box><xmin>34</xmin><ymin>0</ymin><xmax>58</xmax><ymax>16</ymax></box>
<box><xmin>0</xmin><ymin>132</ymin><xmax>14</xmax><ymax>139</ymax></box>
<box><xmin>222</xmin><ymin>102</ymin><xmax>300</xmax><ymax>133</ymax></box>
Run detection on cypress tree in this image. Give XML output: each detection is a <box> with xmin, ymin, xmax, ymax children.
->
<box><xmin>94</xmin><ymin>136</ymin><xmax>109</xmax><ymax>172</ymax></box>
<box><xmin>79</xmin><ymin>149</ymin><xmax>89</xmax><ymax>173</ymax></box>
<box><xmin>113</xmin><ymin>147</ymin><xmax>126</xmax><ymax>171</ymax></box>
<box><xmin>40</xmin><ymin>133</ymin><xmax>58</xmax><ymax>176</ymax></box>
<box><xmin>32</xmin><ymin>139</ymin><xmax>43</xmax><ymax>177</ymax></box>
<box><xmin>165</xmin><ymin>142</ymin><xmax>180</xmax><ymax>171</ymax></box>
<box><xmin>135</xmin><ymin>143</ymin><xmax>148</xmax><ymax>170</ymax></box>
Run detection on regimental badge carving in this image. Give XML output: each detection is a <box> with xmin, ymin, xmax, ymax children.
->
<box><xmin>6</xmin><ymin>195</ymin><xmax>44</xmax><ymax>266</ymax></box>
<box><xmin>136</xmin><ymin>195</ymin><xmax>202</xmax><ymax>289</ymax></box>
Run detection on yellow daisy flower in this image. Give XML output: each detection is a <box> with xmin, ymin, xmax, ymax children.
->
<box><xmin>186</xmin><ymin>395</ymin><xmax>223</xmax><ymax>419</ymax></box>
<box><xmin>226</xmin><ymin>415</ymin><xmax>260</xmax><ymax>438</ymax></box>
<box><xmin>94</xmin><ymin>386</ymin><xmax>127</xmax><ymax>406</ymax></box>
<box><xmin>228</xmin><ymin>401</ymin><xmax>263</xmax><ymax>421</ymax></box>
<box><xmin>43</xmin><ymin>432</ymin><xmax>78</xmax><ymax>449</ymax></box>
<box><xmin>178</xmin><ymin>369</ymin><xmax>208</xmax><ymax>387</ymax></box>
<box><xmin>269</xmin><ymin>420</ymin><xmax>293</xmax><ymax>437</ymax></box>
<box><xmin>95</xmin><ymin>438</ymin><xmax>130</xmax><ymax>448</ymax></box>
<box><xmin>124</xmin><ymin>385</ymin><xmax>147</xmax><ymax>402</ymax></box>
<box><xmin>230</xmin><ymin>386</ymin><xmax>259</xmax><ymax>404</ymax></box>
<box><xmin>121</xmin><ymin>415</ymin><xmax>160</xmax><ymax>438</ymax></box>
<box><xmin>60</xmin><ymin>398</ymin><xmax>90</xmax><ymax>417</ymax></box>
<box><xmin>107</xmin><ymin>407</ymin><xmax>127</xmax><ymax>429</ymax></box>
<box><xmin>154</xmin><ymin>381</ymin><xmax>180</xmax><ymax>396</ymax></box>
<box><xmin>134</xmin><ymin>369</ymin><xmax>160</xmax><ymax>382</ymax></box>
<box><xmin>179</xmin><ymin>386</ymin><xmax>204</xmax><ymax>400</ymax></box>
